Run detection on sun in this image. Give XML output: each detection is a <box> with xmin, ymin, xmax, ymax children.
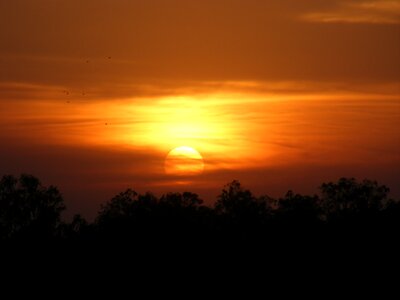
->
<box><xmin>165</xmin><ymin>146</ymin><xmax>204</xmax><ymax>176</ymax></box>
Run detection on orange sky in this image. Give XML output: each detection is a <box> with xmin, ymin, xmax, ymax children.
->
<box><xmin>0</xmin><ymin>0</ymin><xmax>399</xmax><ymax>219</ymax></box>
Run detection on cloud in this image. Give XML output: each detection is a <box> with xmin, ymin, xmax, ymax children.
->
<box><xmin>302</xmin><ymin>1</ymin><xmax>400</xmax><ymax>24</ymax></box>
<box><xmin>1</xmin><ymin>78</ymin><xmax>399</xmax><ymax>104</ymax></box>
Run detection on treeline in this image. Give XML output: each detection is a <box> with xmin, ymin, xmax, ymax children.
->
<box><xmin>0</xmin><ymin>174</ymin><xmax>399</xmax><ymax>244</ymax></box>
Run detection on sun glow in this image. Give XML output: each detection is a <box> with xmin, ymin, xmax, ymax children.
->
<box><xmin>118</xmin><ymin>94</ymin><xmax>266</xmax><ymax>171</ymax></box>
<box><xmin>165</xmin><ymin>146</ymin><xmax>204</xmax><ymax>176</ymax></box>
<box><xmin>3</xmin><ymin>83</ymin><xmax>397</xmax><ymax>181</ymax></box>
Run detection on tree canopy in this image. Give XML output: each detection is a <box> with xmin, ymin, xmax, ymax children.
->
<box><xmin>0</xmin><ymin>174</ymin><xmax>65</xmax><ymax>239</ymax></box>
<box><xmin>0</xmin><ymin>174</ymin><xmax>398</xmax><ymax>244</ymax></box>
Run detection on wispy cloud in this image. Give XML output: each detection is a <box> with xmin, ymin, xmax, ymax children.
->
<box><xmin>301</xmin><ymin>1</ymin><xmax>400</xmax><ymax>24</ymax></box>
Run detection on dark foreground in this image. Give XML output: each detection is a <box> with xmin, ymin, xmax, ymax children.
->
<box><xmin>1</xmin><ymin>174</ymin><xmax>398</xmax><ymax>251</ymax></box>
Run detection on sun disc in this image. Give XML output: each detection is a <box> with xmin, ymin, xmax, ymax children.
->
<box><xmin>165</xmin><ymin>146</ymin><xmax>204</xmax><ymax>176</ymax></box>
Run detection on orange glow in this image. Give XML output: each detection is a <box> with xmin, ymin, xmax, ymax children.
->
<box><xmin>0</xmin><ymin>83</ymin><xmax>398</xmax><ymax>181</ymax></box>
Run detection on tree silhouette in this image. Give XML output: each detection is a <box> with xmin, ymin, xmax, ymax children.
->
<box><xmin>276</xmin><ymin>190</ymin><xmax>321</xmax><ymax>225</ymax></box>
<box><xmin>214</xmin><ymin>180</ymin><xmax>272</xmax><ymax>240</ymax></box>
<box><xmin>95</xmin><ymin>189</ymin><xmax>141</xmax><ymax>240</ymax></box>
<box><xmin>320</xmin><ymin>177</ymin><xmax>390</xmax><ymax>222</ymax></box>
<box><xmin>96</xmin><ymin>189</ymin><xmax>139</xmax><ymax>222</ymax></box>
<box><xmin>215</xmin><ymin>180</ymin><xmax>270</xmax><ymax>217</ymax></box>
<box><xmin>59</xmin><ymin>214</ymin><xmax>91</xmax><ymax>241</ymax></box>
<box><xmin>0</xmin><ymin>173</ymin><xmax>398</xmax><ymax>247</ymax></box>
<box><xmin>379</xmin><ymin>199</ymin><xmax>400</xmax><ymax>234</ymax></box>
<box><xmin>95</xmin><ymin>189</ymin><xmax>209</xmax><ymax>243</ymax></box>
<box><xmin>0</xmin><ymin>174</ymin><xmax>65</xmax><ymax>240</ymax></box>
<box><xmin>160</xmin><ymin>191</ymin><xmax>203</xmax><ymax>208</ymax></box>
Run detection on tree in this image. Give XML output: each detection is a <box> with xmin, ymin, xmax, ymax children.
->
<box><xmin>95</xmin><ymin>189</ymin><xmax>207</xmax><ymax>242</ymax></box>
<box><xmin>215</xmin><ymin>180</ymin><xmax>270</xmax><ymax>218</ymax></box>
<box><xmin>59</xmin><ymin>214</ymin><xmax>91</xmax><ymax>240</ymax></box>
<box><xmin>320</xmin><ymin>177</ymin><xmax>390</xmax><ymax>222</ymax></box>
<box><xmin>96</xmin><ymin>189</ymin><xmax>139</xmax><ymax>222</ymax></box>
<box><xmin>0</xmin><ymin>174</ymin><xmax>65</xmax><ymax>239</ymax></box>
<box><xmin>214</xmin><ymin>181</ymin><xmax>273</xmax><ymax>243</ymax></box>
<box><xmin>160</xmin><ymin>192</ymin><xmax>203</xmax><ymax>208</ymax></box>
<box><xmin>95</xmin><ymin>189</ymin><xmax>142</xmax><ymax>237</ymax></box>
<box><xmin>276</xmin><ymin>190</ymin><xmax>321</xmax><ymax>224</ymax></box>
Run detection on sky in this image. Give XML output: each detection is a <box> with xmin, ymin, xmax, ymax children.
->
<box><xmin>0</xmin><ymin>0</ymin><xmax>399</xmax><ymax>219</ymax></box>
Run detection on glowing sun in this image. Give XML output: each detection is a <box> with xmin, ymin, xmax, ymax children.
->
<box><xmin>165</xmin><ymin>146</ymin><xmax>204</xmax><ymax>176</ymax></box>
